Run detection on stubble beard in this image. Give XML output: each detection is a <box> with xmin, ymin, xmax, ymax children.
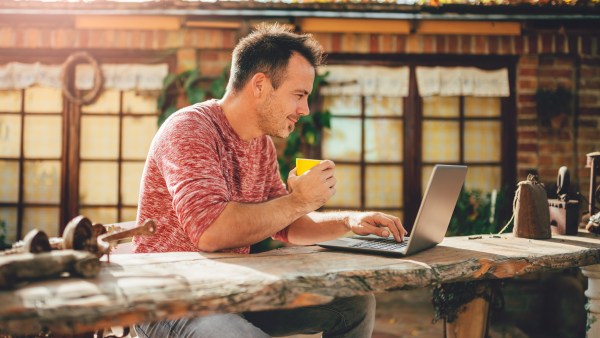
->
<box><xmin>258</xmin><ymin>93</ymin><xmax>293</xmax><ymax>139</ymax></box>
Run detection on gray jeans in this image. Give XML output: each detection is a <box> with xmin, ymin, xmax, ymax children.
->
<box><xmin>134</xmin><ymin>294</ymin><xmax>375</xmax><ymax>338</ymax></box>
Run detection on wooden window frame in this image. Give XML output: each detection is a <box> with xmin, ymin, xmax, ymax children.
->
<box><xmin>321</xmin><ymin>54</ymin><xmax>517</xmax><ymax>229</ymax></box>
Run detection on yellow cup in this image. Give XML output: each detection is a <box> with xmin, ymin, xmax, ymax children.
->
<box><xmin>296</xmin><ymin>158</ymin><xmax>322</xmax><ymax>176</ymax></box>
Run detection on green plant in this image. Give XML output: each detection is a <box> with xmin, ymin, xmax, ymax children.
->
<box><xmin>277</xmin><ymin>71</ymin><xmax>331</xmax><ymax>181</ymax></box>
<box><xmin>157</xmin><ymin>66</ymin><xmax>230</xmax><ymax>127</ymax></box>
<box><xmin>0</xmin><ymin>220</ymin><xmax>10</xmax><ymax>250</ymax></box>
<box><xmin>447</xmin><ymin>187</ymin><xmax>509</xmax><ymax>236</ymax></box>
<box><xmin>535</xmin><ymin>85</ymin><xmax>573</xmax><ymax>128</ymax></box>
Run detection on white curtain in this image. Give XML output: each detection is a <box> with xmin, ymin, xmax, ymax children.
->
<box><xmin>416</xmin><ymin>67</ymin><xmax>509</xmax><ymax>97</ymax></box>
<box><xmin>0</xmin><ymin>62</ymin><xmax>168</xmax><ymax>91</ymax></box>
<box><xmin>319</xmin><ymin>65</ymin><xmax>409</xmax><ymax>97</ymax></box>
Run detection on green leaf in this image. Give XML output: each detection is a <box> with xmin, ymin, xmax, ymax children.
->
<box><xmin>186</xmin><ymin>86</ymin><xmax>206</xmax><ymax>104</ymax></box>
<box><xmin>158</xmin><ymin>105</ymin><xmax>178</xmax><ymax>127</ymax></box>
<box><xmin>183</xmin><ymin>69</ymin><xmax>201</xmax><ymax>91</ymax></box>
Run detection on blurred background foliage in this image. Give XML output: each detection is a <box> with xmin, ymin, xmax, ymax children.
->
<box><xmin>448</xmin><ymin>187</ymin><xmax>512</xmax><ymax>236</ymax></box>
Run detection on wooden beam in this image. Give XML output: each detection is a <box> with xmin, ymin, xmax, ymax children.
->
<box><xmin>299</xmin><ymin>18</ymin><xmax>410</xmax><ymax>34</ymax></box>
<box><xmin>184</xmin><ymin>21</ymin><xmax>241</xmax><ymax>29</ymax></box>
<box><xmin>75</xmin><ymin>16</ymin><xmax>180</xmax><ymax>30</ymax></box>
<box><xmin>417</xmin><ymin>21</ymin><xmax>521</xmax><ymax>35</ymax></box>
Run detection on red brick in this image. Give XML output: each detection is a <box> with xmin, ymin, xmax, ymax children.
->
<box><xmin>582</xmin><ymin>35</ymin><xmax>593</xmax><ymax>55</ymax></box>
<box><xmin>518</xmin><ymin>94</ymin><xmax>536</xmax><ymax>104</ymax></box>
<box><xmin>528</xmin><ymin>35</ymin><xmax>538</xmax><ymax>54</ymax></box>
<box><xmin>579</xmin><ymin>108</ymin><xmax>600</xmax><ymax>116</ymax></box>
<box><xmin>396</xmin><ymin>35</ymin><xmax>406</xmax><ymax>53</ymax></box>
<box><xmin>370</xmin><ymin>35</ymin><xmax>378</xmax><ymax>53</ymax></box>
<box><xmin>518</xmin><ymin>118</ymin><xmax>538</xmax><ymax>127</ymax></box>
<box><xmin>448</xmin><ymin>35</ymin><xmax>458</xmax><ymax>54</ymax></box>
<box><xmin>501</xmin><ymin>36</ymin><xmax>513</xmax><ymax>55</ymax></box>
<box><xmin>539</xmin><ymin>155</ymin><xmax>554</xmax><ymax>166</ymax></box>
<box><xmin>539</xmin><ymin>143</ymin><xmax>570</xmax><ymax>153</ymax></box>
<box><xmin>519</xmin><ymin>55</ymin><xmax>538</xmax><ymax>66</ymax></box>
<box><xmin>519</xmin><ymin>106</ymin><xmax>537</xmax><ymax>115</ymax></box>
<box><xmin>542</xmin><ymin>34</ymin><xmax>553</xmax><ymax>53</ymax></box>
<box><xmin>555</xmin><ymin>34</ymin><xmax>567</xmax><ymax>54</ymax></box>
<box><xmin>514</xmin><ymin>36</ymin><xmax>524</xmax><ymax>55</ymax></box>
<box><xmin>580</xmin><ymin>95</ymin><xmax>600</xmax><ymax>106</ymax></box>
<box><xmin>518</xmin><ymin>79</ymin><xmax>537</xmax><ymax>90</ymax></box>
<box><xmin>461</xmin><ymin>35</ymin><xmax>471</xmax><ymax>54</ymax></box>
<box><xmin>14</xmin><ymin>29</ymin><xmax>24</xmax><ymax>48</ymax></box>
<box><xmin>539</xmin><ymin>68</ymin><xmax>573</xmax><ymax>79</ymax></box>
<box><xmin>332</xmin><ymin>33</ymin><xmax>341</xmax><ymax>53</ymax></box>
<box><xmin>474</xmin><ymin>36</ymin><xmax>486</xmax><ymax>54</ymax></box>
<box><xmin>436</xmin><ymin>36</ymin><xmax>446</xmax><ymax>54</ymax></box>
<box><xmin>568</xmin><ymin>34</ymin><xmax>579</xmax><ymax>55</ymax></box>
<box><xmin>519</xmin><ymin>68</ymin><xmax>537</xmax><ymax>77</ymax></box>
<box><xmin>489</xmin><ymin>36</ymin><xmax>499</xmax><ymax>55</ymax></box>
<box><xmin>581</xmin><ymin>79</ymin><xmax>600</xmax><ymax>90</ymax></box>
<box><xmin>519</xmin><ymin>130</ymin><xmax>539</xmax><ymax>139</ymax></box>
<box><xmin>422</xmin><ymin>35</ymin><xmax>434</xmax><ymax>53</ymax></box>
<box><xmin>518</xmin><ymin>154</ymin><xmax>538</xmax><ymax>166</ymax></box>
<box><xmin>519</xmin><ymin>143</ymin><xmax>538</xmax><ymax>152</ymax></box>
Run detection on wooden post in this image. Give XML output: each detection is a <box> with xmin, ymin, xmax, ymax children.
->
<box><xmin>444</xmin><ymin>284</ymin><xmax>491</xmax><ymax>338</ymax></box>
<box><xmin>580</xmin><ymin>264</ymin><xmax>600</xmax><ymax>337</ymax></box>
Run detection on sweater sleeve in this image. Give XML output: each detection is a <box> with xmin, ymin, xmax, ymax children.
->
<box><xmin>154</xmin><ymin>111</ymin><xmax>229</xmax><ymax>247</ymax></box>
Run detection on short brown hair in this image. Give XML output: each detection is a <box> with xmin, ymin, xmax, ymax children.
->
<box><xmin>228</xmin><ymin>23</ymin><xmax>324</xmax><ymax>93</ymax></box>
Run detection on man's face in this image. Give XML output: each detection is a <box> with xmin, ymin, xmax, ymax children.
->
<box><xmin>257</xmin><ymin>53</ymin><xmax>315</xmax><ymax>139</ymax></box>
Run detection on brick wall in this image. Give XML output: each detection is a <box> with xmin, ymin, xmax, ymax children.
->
<box><xmin>1</xmin><ymin>18</ymin><xmax>599</xmax><ymax>200</ymax></box>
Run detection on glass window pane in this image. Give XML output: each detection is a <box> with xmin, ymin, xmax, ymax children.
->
<box><xmin>79</xmin><ymin>161</ymin><xmax>118</xmax><ymax>205</ymax></box>
<box><xmin>121</xmin><ymin>162</ymin><xmax>144</xmax><ymax>205</ymax></box>
<box><xmin>464</xmin><ymin>121</ymin><xmax>501</xmax><ymax>162</ymax></box>
<box><xmin>365</xmin><ymin>119</ymin><xmax>403</xmax><ymax>162</ymax></box>
<box><xmin>464</xmin><ymin>97</ymin><xmax>501</xmax><ymax>117</ymax></box>
<box><xmin>0</xmin><ymin>207</ymin><xmax>18</xmax><ymax>244</ymax></box>
<box><xmin>123</xmin><ymin>90</ymin><xmax>158</xmax><ymax>114</ymax></box>
<box><xmin>80</xmin><ymin>116</ymin><xmax>119</xmax><ymax>159</ymax></box>
<box><xmin>24</xmin><ymin>86</ymin><xmax>63</xmax><ymax>113</ymax></box>
<box><xmin>422</xmin><ymin>96</ymin><xmax>459</xmax><ymax>117</ymax></box>
<box><xmin>0</xmin><ymin>115</ymin><xmax>22</xmax><ymax>158</ymax></box>
<box><xmin>422</xmin><ymin>121</ymin><xmax>459</xmax><ymax>162</ymax></box>
<box><xmin>122</xmin><ymin>116</ymin><xmax>156</xmax><ymax>160</ymax></box>
<box><xmin>365</xmin><ymin>165</ymin><xmax>402</xmax><ymax>208</ymax></box>
<box><xmin>466</xmin><ymin>166</ymin><xmax>501</xmax><ymax>192</ymax></box>
<box><xmin>365</xmin><ymin>97</ymin><xmax>403</xmax><ymax>117</ymax></box>
<box><xmin>325</xmin><ymin>164</ymin><xmax>360</xmax><ymax>208</ymax></box>
<box><xmin>322</xmin><ymin>118</ymin><xmax>361</xmax><ymax>161</ymax></box>
<box><xmin>82</xmin><ymin>89</ymin><xmax>120</xmax><ymax>114</ymax></box>
<box><xmin>79</xmin><ymin>207</ymin><xmax>118</xmax><ymax>225</ymax></box>
<box><xmin>323</xmin><ymin>96</ymin><xmax>361</xmax><ymax>116</ymax></box>
<box><xmin>24</xmin><ymin>115</ymin><xmax>62</xmax><ymax>158</ymax></box>
<box><xmin>0</xmin><ymin>90</ymin><xmax>22</xmax><ymax>113</ymax></box>
<box><xmin>23</xmin><ymin>160</ymin><xmax>61</xmax><ymax>203</ymax></box>
<box><xmin>0</xmin><ymin>161</ymin><xmax>19</xmax><ymax>202</ymax></box>
<box><xmin>22</xmin><ymin>207</ymin><xmax>60</xmax><ymax>238</ymax></box>
<box><xmin>121</xmin><ymin>207</ymin><xmax>138</xmax><ymax>223</ymax></box>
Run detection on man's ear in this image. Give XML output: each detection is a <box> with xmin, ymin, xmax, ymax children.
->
<box><xmin>250</xmin><ymin>72</ymin><xmax>269</xmax><ymax>98</ymax></box>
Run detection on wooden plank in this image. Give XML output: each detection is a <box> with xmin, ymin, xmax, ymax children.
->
<box><xmin>75</xmin><ymin>16</ymin><xmax>181</xmax><ymax>30</ymax></box>
<box><xmin>0</xmin><ymin>234</ymin><xmax>599</xmax><ymax>335</ymax></box>
<box><xmin>418</xmin><ymin>21</ymin><xmax>521</xmax><ymax>36</ymax></box>
<box><xmin>299</xmin><ymin>18</ymin><xmax>410</xmax><ymax>34</ymax></box>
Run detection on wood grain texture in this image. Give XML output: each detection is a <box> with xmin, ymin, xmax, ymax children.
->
<box><xmin>1</xmin><ymin>234</ymin><xmax>600</xmax><ymax>335</ymax></box>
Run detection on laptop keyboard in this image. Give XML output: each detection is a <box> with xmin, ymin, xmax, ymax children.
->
<box><xmin>348</xmin><ymin>237</ymin><xmax>409</xmax><ymax>250</ymax></box>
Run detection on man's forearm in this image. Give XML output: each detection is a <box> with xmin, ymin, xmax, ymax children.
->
<box><xmin>197</xmin><ymin>194</ymin><xmax>309</xmax><ymax>252</ymax></box>
<box><xmin>287</xmin><ymin>211</ymin><xmax>353</xmax><ymax>245</ymax></box>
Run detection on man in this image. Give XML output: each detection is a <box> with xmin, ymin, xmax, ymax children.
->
<box><xmin>133</xmin><ymin>23</ymin><xmax>406</xmax><ymax>337</ymax></box>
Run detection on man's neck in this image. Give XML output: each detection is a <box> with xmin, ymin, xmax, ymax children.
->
<box><xmin>218</xmin><ymin>92</ymin><xmax>262</xmax><ymax>141</ymax></box>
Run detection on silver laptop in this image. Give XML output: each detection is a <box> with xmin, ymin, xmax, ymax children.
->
<box><xmin>317</xmin><ymin>164</ymin><xmax>467</xmax><ymax>256</ymax></box>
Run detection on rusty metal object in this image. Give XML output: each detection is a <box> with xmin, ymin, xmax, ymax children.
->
<box><xmin>97</xmin><ymin>219</ymin><xmax>156</xmax><ymax>257</ymax></box>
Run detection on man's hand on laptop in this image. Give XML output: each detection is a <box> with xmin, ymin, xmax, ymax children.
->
<box><xmin>345</xmin><ymin>212</ymin><xmax>406</xmax><ymax>242</ymax></box>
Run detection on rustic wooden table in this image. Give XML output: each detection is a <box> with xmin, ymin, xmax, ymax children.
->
<box><xmin>1</xmin><ymin>233</ymin><xmax>600</xmax><ymax>337</ymax></box>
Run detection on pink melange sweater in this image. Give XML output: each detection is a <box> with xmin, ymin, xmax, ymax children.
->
<box><xmin>133</xmin><ymin>100</ymin><xmax>289</xmax><ymax>254</ymax></box>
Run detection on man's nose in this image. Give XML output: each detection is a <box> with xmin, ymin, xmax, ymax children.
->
<box><xmin>298</xmin><ymin>99</ymin><xmax>310</xmax><ymax>116</ymax></box>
